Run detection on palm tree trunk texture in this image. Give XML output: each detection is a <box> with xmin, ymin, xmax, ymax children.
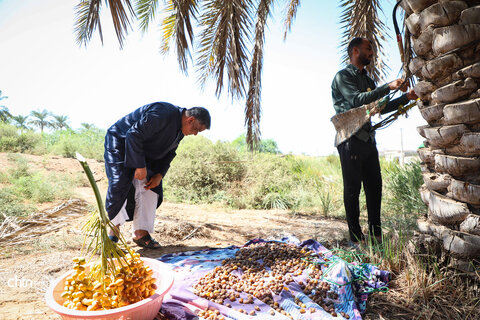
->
<box><xmin>403</xmin><ymin>0</ymin><xmax>480</xmax><ymax>259</ymax></box>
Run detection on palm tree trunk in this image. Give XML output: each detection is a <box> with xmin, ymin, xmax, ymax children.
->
<box><xmin>404</xmin><ymin>0</ymin><xmax>480</xmax><ymax>261</ymax></box>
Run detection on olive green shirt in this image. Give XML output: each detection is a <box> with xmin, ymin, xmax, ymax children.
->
<box><xmin>331</xmin><ymin>64</ymin><xmax>409</xmax><ymax>145</ymax></box>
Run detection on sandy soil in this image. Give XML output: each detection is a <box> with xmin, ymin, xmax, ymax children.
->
<box><xmin>0</xmin><ymin>153</ymin><xmax>349</xmax><ymax>320</ymax></box>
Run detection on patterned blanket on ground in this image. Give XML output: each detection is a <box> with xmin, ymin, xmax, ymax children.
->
<box><xmin>158</xmin><ymin>238</ymin><xmax>390</xmax><ymax>319</ymax></box>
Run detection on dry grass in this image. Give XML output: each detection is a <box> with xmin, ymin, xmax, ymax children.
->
<box><xmin>156</xmin><ymin>219</ymin><xmax>212</xmax><ymax>241</ymax></box>
<box><xmin>363</xmin><ymin>233</ymin><xmax>480</xmax><ymax>320</ymax></box>
<box><xmin>0</xmin><ymin>199</ymin><xmax>88</xmax><ymax>249</ymax></box>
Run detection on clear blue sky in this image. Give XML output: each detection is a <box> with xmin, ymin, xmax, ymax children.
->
<box><xmin>0</xmin><ymin>0</ymin><xmax>425</xmax><ymax>155</ymax></box>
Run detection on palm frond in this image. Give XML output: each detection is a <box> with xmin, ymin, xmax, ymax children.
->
<box><xmin>283</xmin><ymin>0</ymin><xmax>299</xmax><ymax>41</ymax></box>
<box><xmin>160</xmin><ymin>0</ymin><xmax>198</xmax><ymax>73</ymax></box>
<box><xmin>0</xmin><ymin>106</ymin><xmax>12</xmax><ymax>123</ymax></box>
<box><xmin>339</xmin><ymin>0</ymin><xmax>389</xmax><ymax>83</ymax></box>
<box><xmin>136</xmin><ymin>0</ymin><xmax>161</xmax><ymax>33</ymax></box>
<box><xmin>74</xmin><ymin>0</ymin><xmax>134</xmax><ymax>48</ymax></box>
<box><xmin>74</xmin><ymin>0</ymin><xmax>103</xmax><ymax>46</ymax></box>
<box><xmin>195</xmin><ymin>1</ymin><xmax>218</xmax><ymax>89</ymax></box>
<box><xmin>107</xmin><ymin>0</ymin><xmax>135</xmax><ymax>48</ymax></box>
<box><xmin>196</xmin><ymin>0</ymin><xmax>253</xmax><ymax>99</ymax></box>
<box><xmin>245</xmin><ymin>0</ymin><xmax>275</xmax><ymax>150</ymax></box>
<box><xmin>12</xmin><ymin>115</ymin><xmax>29</xmax><ymax>130</ymax></box>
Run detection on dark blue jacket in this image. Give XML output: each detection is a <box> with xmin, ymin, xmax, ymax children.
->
<box><xmin>104</xmin><ymin>102</ymin><xmax>184</xmax><ymax>219</ymax></box>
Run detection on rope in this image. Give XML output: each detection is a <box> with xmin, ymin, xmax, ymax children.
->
<box><xmin>373</xmin><ymin>99</ymin><xmax>418</xmax><ymax>130</ymax></box>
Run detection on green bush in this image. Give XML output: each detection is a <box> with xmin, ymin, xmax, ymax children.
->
<box><xmin>45</xmin><ymin>128</ymin><xmax>105</xmax><ymax>160</ymax></box>
<box><xmin>4</xmin><ymin>154</ymin><xmax>77</xmax><ymax>203</ymax></box>
<box><xmin>0</xmin><ymin>135</ymin><xmax>17</xmax><ymax>151</ymax></box>
<box><xmin>242</xmin><ymin>154</ymin><xmax>298</xmax><ymax>209</ymax></box>
<box><xmin>382</xmin><ymin>159</ymin><xmax>427</xmax><ymax>231</ymax></box>
<box><xmin>16</xmin><ymin>132</ymin><xmax>42</xmax><ymax>152</ymax></box>
<box><xmin>231</xmin><ymin>134</ymin><xmax>280</xmax><ymax>154</ymax></box>
<box><xmin>0</xmin><ymin>124</ymin><xmax>41</xmax><ymax>153</ymax></box>
<box><xmin>165</xmin><ymin>136</ymin><xmax>246</xmax><ymax>202</ymax></box>
<box><xmin>166</xmin><ymin>141</ymin><xmax>345</xmax><ymax>214</ymax></box>
<box><xmin>0</xmin><ymin>187</ymin><xmax>34</xmax><ymax>221</ymax></box>
<box><xmin>7</xmin><ymin>153</ymin><xmax>31</xmax><ymax>179</ymax></box>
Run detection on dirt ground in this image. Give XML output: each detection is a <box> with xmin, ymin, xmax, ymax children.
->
<box><xmin>0</xmin><ymin>153</ymin><xmax>349</xmax><ymax>320</ymax></box>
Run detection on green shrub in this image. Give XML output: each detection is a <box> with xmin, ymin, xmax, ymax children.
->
<box><xmin>16</xmin><ymin>132</ymin><xmax>42</xmax><ymax>152</ymax></box>
<box><xmin>0</xmin><ymin>187</ymin><xmax>34</xmax><ymax>221</ymax></box>
<box><xmin>231</xmin><ymin>134</ymin><xmax>280</xmax><ymax>154</ymax></box>
<box><xmin>45</xmin><ymin>128</ymin><xmax>104</xmax><ymax>160</ymax></box>
<box><xmin>4</xmin><ymin>154</ymin><xmax>77</xmax><ymax>203</ymax></box>
<box><xmin>165</xmin><ymin>138</ymin><xmax>348</xmax><ymax>214</ymax></box>
<box><xmin>0</xmin><ymin>135</ymin><xmax>17</xmax><ymax>151</ymax></box>
<box><xmin>10</xmin><ymin>171</ymin><xmax>77</xmax><ymax>203</ymax></box>
<box><xmin>165</xmin><ymin>136</ymin><xmax>246</xmax><ymax>202</ymax></box>
<box><xmin>382</xmin><ymin>159</ymin><xmax>427</xmax><ymax>231</ymax></box>
<box><xmin>7</xmin><ymin>153</ymin><xmax>31</xmax><ymax>179</ymax></box>
<box><xmin>0</xmin><ymin>123</ymin><xmax>41</xmax><ymax>152</ymax></box>
<box><xmin>242</xmin><ymin>154</ymin><xmax>298</xmax><ymax>209</ymax></box>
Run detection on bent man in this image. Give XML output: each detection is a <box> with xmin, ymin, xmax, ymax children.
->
<box><xmin>331</xmin><ymin>37</ymin><xmax>417</xmax><ymax>243</ymax></box>
<box><xmin>104</xmin><ymin>102</ymin><xmax>211</xmax><ymax>248</ymax></box>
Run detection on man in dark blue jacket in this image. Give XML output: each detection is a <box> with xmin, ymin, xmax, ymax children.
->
<box><xmin>331</xmin><ymin>37</ymin><xmax>417</xmax><ymax>244</ymax></box>
<box><xmin>104</xmin><ymin>102</ymin><xmax>210</xmax><ymax>248</ymax></box>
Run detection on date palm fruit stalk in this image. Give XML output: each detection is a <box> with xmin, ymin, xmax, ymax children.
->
<box><xmin>76</xmin><ymin>152</ymin><xmax>130</xmax><ymax>281</ymax></box>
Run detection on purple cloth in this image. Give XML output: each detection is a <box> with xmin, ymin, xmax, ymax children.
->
<box><xmin>158</xmin><ymin>238</ymin><xmax>389</xmax><ymax>319</ymax></box>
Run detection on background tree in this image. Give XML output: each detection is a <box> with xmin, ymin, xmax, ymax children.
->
<box><xmin>52</xmin><ymin>114</ymin><xmax>70</xmax><ymax>130</ymax></box>
<box><xmin>80</xmin><ymin>122</ymin><xmax>95</xmax><ymax>131</ymax></box>
<box><xmin>232</xmin><ymin>133</ymin><xmax>280</xmax><ymax>154</ymax></box>
<box><xmin>29</xmin><ymin>109</ymin><xmax>52</xmax><ymax>133</ymax></box>
<box><xmin>0</xmin><ymin>106</ymin><xmax>11</xmax><ymax>123</ymax></box>
<box><xmin>73</xmin><ymin>0</ymin><xmax>388</xmax><ymax>150</ymax></box>
<box><xmin>0</xmin><ymin>90</ymin><xmax>11</xmax><ymax>123</ymax></box>
<box><xmin>12</xmin><ymin>115</ymin><xmax>30</xmax><ymax>132</ymax></box>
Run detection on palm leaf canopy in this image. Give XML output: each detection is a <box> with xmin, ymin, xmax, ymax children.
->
<box><xmin>53</xmin><ymin>114</ymin><xmax>70</xmax><ymax>130</ymax></box>
<box><xmin>0</xmin><ymin>91</ymin><xmax>11</xmax><ymax>122</ymax></box>
<box><xmin>339</xmin><ymin>0</ymin><xmax>388</xmax><ymax>83</ymax></box>
<box><xmin>12</xmin><ymin>115</ymin><xmax>30</xmax><ymax>129</ymax></box>
<box><xmin>0</xmin><ymin>106</ymin><xmax>12</xmax><ymax>122</ymax></box>
<box><xmin>29</xmin><ymin>109</ymin><xmax>52</xmax><ymax>132</ymax></box>
<box><xmin>74</xmin><ymin>0</ymin><xmax>389</xmax><ymax>150</ymax></box>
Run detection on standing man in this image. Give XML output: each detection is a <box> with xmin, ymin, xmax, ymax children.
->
<box><xmin>104</xmin><ymin>102</ymin><xmax>211</xmax><ymax>248</ymax></box>
<box><xmin>331</xmin><ymin>37</ymin><xmax>417</xmax><ymax>244</ymax></box>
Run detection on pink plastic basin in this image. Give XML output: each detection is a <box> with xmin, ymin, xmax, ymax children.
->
<box><xmin>45</xmin><ymin>257</ymin><xmax>174</xmax><ymax>320</ymax></box>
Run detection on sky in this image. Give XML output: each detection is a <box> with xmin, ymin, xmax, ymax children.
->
<box><xmin>0</xmin><ymin>0</ymin><xmax>426</xmax><ymax>156</ymax></box>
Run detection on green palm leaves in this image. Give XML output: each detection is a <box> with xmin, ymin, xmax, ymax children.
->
<box><xmin>29</xmin><ymin>109</ymin><xmax>52</xmax><ymax>133</ymax></box>
<box><xmin>0</xmin><ymin>90</ymin><xmax>11</xmax><ymax>123</ymax></box>
<box><xmin>73</xmin><ymin>1</ymin><xmax>389</xmax><ymax>149</ymax></box>
<box><xmin>74</xmin><ymin>0</ymin><xmax>135</xmax><ymax>48</ymax></box>
<box><xmin>161</xmin><ymin>0</ymin><xmax>198</xmax><ymax>72</ymax></box>
<box><xmin>339</xmin><ymin>0</ymin><xmax>388</xmax><ymax>83</ymax></box>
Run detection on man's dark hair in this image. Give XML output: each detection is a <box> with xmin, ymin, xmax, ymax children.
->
<box><xmin>186</xmin><ymin>107</ymin><xmax>211</xmax><ymax>129</ymax></box>
<box><xmin>347</xmin><ymin>37</ymin><xmax>371</xmax><ymax>59</ymax></box>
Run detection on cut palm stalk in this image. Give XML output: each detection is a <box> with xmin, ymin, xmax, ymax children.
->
<box><xmin>76</xmin><ymin>152</ymin><xmax>131</xmax><ymax>282</ymax></box>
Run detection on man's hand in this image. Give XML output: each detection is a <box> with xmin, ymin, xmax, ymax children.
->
<box><xmin>145</xmin><ymin>173</ymin><xmax>163</xmax><ymax>190</ymax></box>
<box><xmin>134</xmin><ymin>167</ymin><xmax>147</xmax><ymax>180</ymax></box>
<box><xmin>388</xmin><ymin>79</ymin><xmax>408</xmax><ymax>91</ymax></box>
<box><xmin>406</xmin><ymin>89</ymin><xmax>418</xmax><ymax>100</ymax></box>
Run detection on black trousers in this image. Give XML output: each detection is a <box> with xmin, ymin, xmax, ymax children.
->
<box><xmin>337</xmin><ymin>136</ymin><xmax>382</xmax><ymax>242</ymax></box>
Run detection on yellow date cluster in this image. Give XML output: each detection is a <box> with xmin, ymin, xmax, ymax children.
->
<box><xmin>60</xmin><ymin>254</ymin><xmax>157</xmax><ymax>311</ymax></box>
